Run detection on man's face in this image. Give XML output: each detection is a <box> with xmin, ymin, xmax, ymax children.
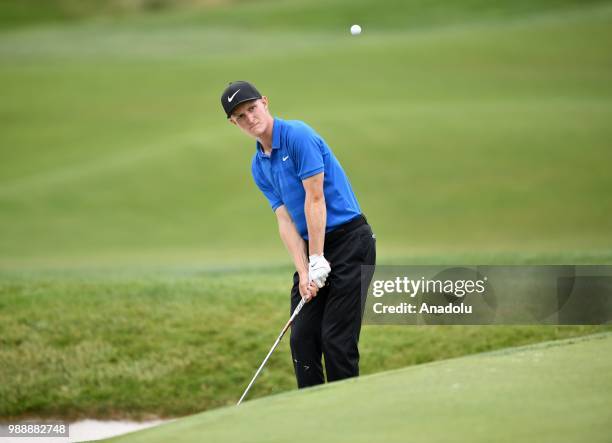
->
<box><xmin>229</xmin><ymin>97</ymin><xmax>271</xmax><ymax>139</ymax></box>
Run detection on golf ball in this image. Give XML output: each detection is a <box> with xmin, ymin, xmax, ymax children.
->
<box><xmin>350</xmin><ymin>24</ymin><xmax>362</xmax><ymax>35</ymax></box>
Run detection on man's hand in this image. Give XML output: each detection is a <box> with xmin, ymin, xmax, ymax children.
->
<box><xmin>309</xmin><ymin>254</ymin><xmax>331</xmax><ymax>288</ymax></box>
<box><xmin>299</xmin><ymin>276</ymin><xmax>319</xmax><ymax>303</ymax></box>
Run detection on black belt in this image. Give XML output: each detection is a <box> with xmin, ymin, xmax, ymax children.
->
<box><xmin>325</xmin><ymin>214</ymin><xmax>368</xmax><ymax>244</ymax></box>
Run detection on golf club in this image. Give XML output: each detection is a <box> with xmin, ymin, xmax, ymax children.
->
<box><xmin>237</xmin><ymin>297</ymin><xmax>306</xmax><ymax>405</ymax></box>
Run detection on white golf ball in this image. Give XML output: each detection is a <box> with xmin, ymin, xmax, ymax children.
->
<box><xmin>350</xmin><ymin>24</ymin><xmax>362</xmax><ymax>35</ymax></box>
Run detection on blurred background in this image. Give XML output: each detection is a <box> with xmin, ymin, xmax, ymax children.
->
<box><xmin>1</xmin><ymin>0</ymin><xmax>611</xmax><ymax>268</ymax></box>
<box><xmin>1</xmin><ymin>0</ymin><xmax>611</xmax><ymax>424</ymax></box>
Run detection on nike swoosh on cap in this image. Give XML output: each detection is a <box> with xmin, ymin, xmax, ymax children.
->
<box><xmin>227</xmin><ymin>89</ymin><xmax>240</xmax><ymax>102</ymax></box>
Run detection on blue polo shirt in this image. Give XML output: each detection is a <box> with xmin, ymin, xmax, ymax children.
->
<box><xmin>251</xmin><ymin>118</ymin><xmax>362</xmax><ymax>240</ymax></box>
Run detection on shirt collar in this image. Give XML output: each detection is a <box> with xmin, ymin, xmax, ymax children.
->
<box><xmin>255</xmin><ymin>118</ymin><xmax>282</xmax><ymax>158</ymax></box>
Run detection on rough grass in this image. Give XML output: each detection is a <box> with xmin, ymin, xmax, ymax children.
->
<box><xmin>1</xmin><ymin>268</ymin><xmax>610</xmax><ymax>420</ymax></box>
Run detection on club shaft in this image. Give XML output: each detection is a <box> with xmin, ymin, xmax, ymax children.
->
<box><xmin>237</xmin><ymin>298</ymin><xmax>306</xmax><ymax>405</ymax></box>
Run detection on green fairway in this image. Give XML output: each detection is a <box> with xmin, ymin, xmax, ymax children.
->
<box><xmin>100</xmin><ymin>333</ymin><xmax>612</xmax><ymax>443</ymax></box>
<box><xmin>1</xmin><ymin>0</ymin><xmax>611</xmax><ymax>267</ymax></box>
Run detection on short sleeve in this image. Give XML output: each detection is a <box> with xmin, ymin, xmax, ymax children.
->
<box><xmin>251</xmin><ymin>158</ymin><xmax>283</xmax><ymax>212</ymax></box>
<box><xmin>288</xmin><ymin>123</ymin><xmax>325</xmax><ymax>180</ymax></box>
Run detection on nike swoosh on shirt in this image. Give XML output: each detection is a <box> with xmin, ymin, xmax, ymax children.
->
<box><xmin>227</xmin><ymin>89</ymin><xmax>240</xmax><ymax>102</ymax></box>
<box><xmin>282</xmin><ymin>156</ymin><xmax>289</xmax><ymax>161</ymax></box>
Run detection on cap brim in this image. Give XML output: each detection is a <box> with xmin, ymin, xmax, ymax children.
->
<box><xmin>226</xmin><ymin>96</ymin><xmax>261</xmax><ymax>118</ymax></box>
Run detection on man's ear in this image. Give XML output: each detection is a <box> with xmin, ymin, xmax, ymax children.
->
<box><xmin>261</xmin><ymin>96</ymin><xmax>269</xmax><ymax>110</ymax></box>
<box><xmin>228</xmin><ymin>118</ymin><xmax>237</xmax><ymax>126</ymax></box>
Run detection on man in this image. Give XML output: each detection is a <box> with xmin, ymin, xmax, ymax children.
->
<box><xmin>221</xmin><ymin>80</ymin><xmax>376</xmax><ymax>388</ymax></box>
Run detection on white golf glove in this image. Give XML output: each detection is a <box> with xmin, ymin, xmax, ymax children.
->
<box><xmin>308</xmin><ymin>254</ymin><xmax>331</xmax><ymax>289</ymax></box>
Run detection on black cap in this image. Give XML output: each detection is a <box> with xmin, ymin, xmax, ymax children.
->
<box><xmin>221</xmin><ymin>81</ymin><xmax>262</xmax><ymax>118</ymax></box>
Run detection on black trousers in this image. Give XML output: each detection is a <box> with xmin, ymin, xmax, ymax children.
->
<box><xmin>289</xmin><ymin>215</ymin><xmax>376</xmax><ymax>388</ymax></box>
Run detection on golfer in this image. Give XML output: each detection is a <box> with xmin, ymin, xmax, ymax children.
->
<box><xmin>221</xmin><ymin>81</ymin><xmax>376</xmax><ymax>388</ymax></box>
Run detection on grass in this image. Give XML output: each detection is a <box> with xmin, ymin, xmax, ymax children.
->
<box><xmin>1</xmin><ymin>0</ymin><xmax>611</xmax><ymax>423</ymax></box>
<box><xmin>1</xmin><ymin>1</ymin><xmax>611</xmax><ymax>266</ymax></box>
<box><xmin>1</xmin><ymin>267</ymin><xmax>610</xmax><ymax>420</ymax></box>
<box><xmin>100</xmin><ymin>333</ymin><xmax>612</xmax><ymax>442</ymax></box>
